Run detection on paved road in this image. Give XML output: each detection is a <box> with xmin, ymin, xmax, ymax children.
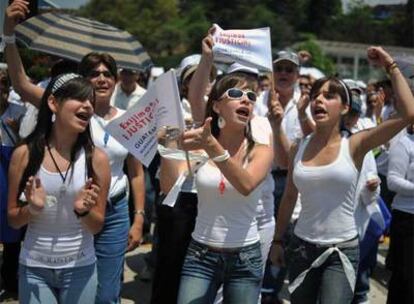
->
<box><xmin>1</xmin><ymin>243</ymin><xmax>389</xmax><ymax>303</ymax></box>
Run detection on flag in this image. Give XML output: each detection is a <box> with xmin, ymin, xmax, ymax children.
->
<box><xmin>106</xmin><ymin>70</ymin><xmax>184</xmax><ymax>167</ymax></box>
<box><xmin>212</xmin><ymin>24</ymin><xmax>273</xmax><ymax>72</ymax></box>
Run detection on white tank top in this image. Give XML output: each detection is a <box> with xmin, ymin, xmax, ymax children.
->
<box><xmin>293</xmin><ymin>136</ymin><xmax>359</xmax><ymax>244</ymax></box>
<box><xmin>20</xmin><ymin>149</ymin><xmax>96</xmax><ymax>268</ymax></box>
<box><xmin>90</xmin><ymin>109</ymin><xmax>129</xmax><ymax>198</ymax></box>
<box><xmin>193</xmin><ymin>160</ymin><xmax>262</xmax><ymax>248</ymax></box>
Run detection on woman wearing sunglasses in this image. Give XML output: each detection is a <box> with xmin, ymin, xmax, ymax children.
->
<box><xmin>269</xmin><ymin>47</ymin><xmax>414</xmax><ymax>304</ymax></box>
<box><xmin>4</xmin><ymin>2</ymin><xmax>145</xmax><ymax>303</ymax></box>
<box><xmin>175</xmin><ymin>65</ymin><xmax>273</xmax><ymax>303</ymax></box>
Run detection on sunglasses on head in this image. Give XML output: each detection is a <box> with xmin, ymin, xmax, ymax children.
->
<box><xmin>221</xmin><ymin>88</ymin><xmax>257</xmax><ymax>103</ymax></box>
<box><xmin>88</xmin><ymin>70</ymin><xmax>113</xmax><ymax>79</ymax></box>
<box><xmin>274</xmin><ymin>65</ymin><xmax>295</xmax><ymax>73</ymax></box>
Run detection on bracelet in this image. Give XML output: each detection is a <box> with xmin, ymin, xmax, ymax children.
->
<box><xmin>1</xmin><ymin>34</ymin><xmax>16</xmax><ymax>45</ymax></box>
<box><xmin>211</xmin><ymin>150</ymin><xmax>230</xmax><ymax>162</ymax></box>
<box><xmin>134</xmin><ymin>209</ymin><xmax>145</xmax><ymax>218</ymax></box>
<box><xmin>385</xmin><ymin>61</ymin><xmax>397</xmax><ymax>74</ymax></box>
<box><xmin>387</xmin><ymin>63</ymin><xmax>399</xmax><ymax>75</ymax></box>
<box><xmin>74</xmin><ymin>209</ymin><xmax>90</xmax><ymax>218</ymax></box>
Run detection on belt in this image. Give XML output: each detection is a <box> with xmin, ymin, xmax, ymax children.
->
<box><xmin>272</xmin><ymin>169</ymin><xmax>288</xmax><ymax>177</ymax></box>
<box><xmin>109</xmin><ymin>190</ymin><xmax>127</xmax><ymax>205</ymax></box>
<box><xmin>192</xmin><ymin>239</ymin><xmax>258</xmax><ymax>254</ymax></box>
<box><xmin>204</xmin><ymin>245</ymin><xmax>245</xmax><ymax>254</ymax></box>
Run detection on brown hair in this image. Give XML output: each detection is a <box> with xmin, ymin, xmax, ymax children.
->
<box><xmin>0</xmin><ymin>70</ymin><xmax>10</xmax><ymax>115</ymax></box>
<box><xmin>205</xmin><ymin>72</ymin><xmax>258</xmax><ymax>160</ymax></box>
<box><xmin>310</xmin><ymin>76</ymin><xmax>352</xmax><ymax>106</ymax></box>
<box><xmin>78</xmin><ymin>52</ymin><xmax>118</xmax><ymax>80</ymax></box>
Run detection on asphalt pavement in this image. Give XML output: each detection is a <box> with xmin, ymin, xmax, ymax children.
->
<box><xmin>0</xmin><ymin>243</ymin><xmax>389</xmax><ymax>303</ymax></box>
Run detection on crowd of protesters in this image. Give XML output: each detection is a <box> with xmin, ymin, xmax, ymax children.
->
<box><xmin>1</xmin><ymin>1</ymin><xmax>414</xmax><ymax>304</ymax></box>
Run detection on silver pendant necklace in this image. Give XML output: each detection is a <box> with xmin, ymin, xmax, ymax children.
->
<box><xmin>46</xmin><ymin>142</ymin><xmax>72</xmax><ymax>197</ymax></box>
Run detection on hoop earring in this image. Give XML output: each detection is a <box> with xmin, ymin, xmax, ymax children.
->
<box><xmin>51</xmin><ymin>113</ymin><xmax>56</xmax><ymax>123</ymax></box>
<box><xmin>218</xmin><ymin>116</ymin><xmax>226</xmax><ymax>129</ymax></box>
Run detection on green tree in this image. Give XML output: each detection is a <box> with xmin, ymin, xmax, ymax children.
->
<box><xmin>306</xmin><ymin>0</ymin><xmax>342</xmax><ymax>34</ymax></box>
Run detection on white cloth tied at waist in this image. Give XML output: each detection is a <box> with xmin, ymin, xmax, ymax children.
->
<box><xmin>288</xmin><ymin>239</ymin><xmax>358</xmax><ymax>295</ymax></box>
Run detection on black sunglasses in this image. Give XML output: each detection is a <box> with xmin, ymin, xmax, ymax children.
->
<box><xmin>88</xmin><ymin>70</ymin><xmax>114</xmax><ymax>79</ymax></box>
<box><xmin>221</xmin><ymin>88</ymin><xmax>257</xmax><ymax>103</ymax></box>
<box><xmin>274</xmin><ymin>65</ymin><xmax>295</xmax><ymax>73</ymax></box>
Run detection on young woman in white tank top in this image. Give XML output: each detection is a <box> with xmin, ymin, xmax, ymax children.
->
<box><xmin>4</xmin><ymin>4</ymin><xmax>146</xmax><ymax>301</ymax></box>
<box><xmin>176</xmin><ymin>71</ymin><xmax>273</xmax><ymax>304</ymax></box>
<box><xmin>269</xmin><ymin>47</ymin><xmax>414</xmax><ymax>304</ymax></box>
<box><xmin>7</xmin><ymin>74</ymin><xmax>110</xmax><ymax>304</ymax></box>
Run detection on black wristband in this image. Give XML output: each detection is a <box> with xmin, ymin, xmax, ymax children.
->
<box><xmin>74</xmin><ymin>209</ymin><xmax>90</xmax><ymax>218</ymax></box>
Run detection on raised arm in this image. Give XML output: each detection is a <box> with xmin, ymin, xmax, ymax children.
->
<box><xmin>351</xmin><ymin>47</ymin><xmax>414</xmax><ymax>165</ymax></box>
<box><xmin>187</xmin><ymin>28</ymin><xmax>215</xmax><ymax>122</ymax></box>
<box><xmin>3</xmin><ymin>0</ymin><xmax>45</xmax><ymax>107</ymax></box>
<box><xmin>267</xmin><ymin>90</ymin><xmax>289</xmax><ymax>168</ymax></box>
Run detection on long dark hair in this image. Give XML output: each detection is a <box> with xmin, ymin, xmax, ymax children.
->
<box><xmin>205</xmin><ymin>72</ymin><xmax>257</xmax><ymax>160</ymax></box>
<box><xmin>0</xmin><ymin>69</ymin><xmax>10</xmax><ymax>115</ymax></box>
<box><xmin>17</xmin><ymin>76</ymin><xmax>96</xmax><ymax>197</ymax></box>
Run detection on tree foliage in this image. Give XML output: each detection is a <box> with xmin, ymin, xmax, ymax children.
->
<box><xmin>78</xmin><ymin>0</ymin><xmax>412</xmax><ymax>69</ymax></box>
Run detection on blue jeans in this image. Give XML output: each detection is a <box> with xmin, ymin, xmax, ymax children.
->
<box><xmin>94</xmin><ymin>197</ymin><xmax>129</xmax><ymax>304</ymax></box>
<box><xmin>177</xmin><ymin>239</ymin><xmax>262</xmax><ymax>304</ymax></box>
<box><xmin>261</xmin><ymin>171</ymin><xmax>287</xmax><ymax>299</ymax></box>
<box><xmin>18</xmin><ymin>263</ymin><xmax>97</xmax><ymax>304</ymax></box>
<box><xmin>287</xmin><ymin>235</ymin><xmax>359</xmax><ymax>304</ymax></box>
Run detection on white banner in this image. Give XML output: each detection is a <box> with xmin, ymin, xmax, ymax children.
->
<box><xmin>106</xmin><ymin>70</ymin><xmax>184</xmax><ymax>167</ymax></box>
<box><xmin>212</xmin><ymin>24</ymin><xmax>273</xmax><ymax>72</ymax></box>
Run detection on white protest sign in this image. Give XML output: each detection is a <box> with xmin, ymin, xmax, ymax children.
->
<box><xmin>212</xmin><ymin>24</ymin><xmax>272</xmax><ymax>72</ymax></box>
<box><xmin>106</xmin><ymin>70</ymin><xmax>184</xmax><ymax>167</ymax></box>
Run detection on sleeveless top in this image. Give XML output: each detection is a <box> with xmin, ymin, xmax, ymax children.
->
<box><xmin>90</xmin><ymin>109</ymin><xmax>129</xmax><ymax>198</ymax></box>
<box><xmin>20</xmin><ymin>149</ymin><xmax>96</xmax><ymax>268</ymax></box>
<box><xmin>193</xmin><ymin>146</ymin><xmax>264</xmax><ymax>248</ymax></box>
<box><xmin>293</xmin><ymin>136</ymin><xmax>359</xmax><ymax>244</ymax></box>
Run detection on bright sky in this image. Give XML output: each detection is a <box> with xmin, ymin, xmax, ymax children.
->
<box><xmin>342</xmin><ymin>0</ymin><xmax>408</xmax><ymax>13</ymax></box>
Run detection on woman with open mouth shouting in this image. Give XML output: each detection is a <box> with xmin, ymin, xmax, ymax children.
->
<box><xmin>7</xmin><ymin>73</ymin><xmax>110</xmax><ymax>303</ymax></box>
<box><xmin>176</xmin><ymin>72</ymin><xmax>273</xmax><ymax>303</ymax></box>
<box><xmin>269</xmin><ymin>46</ymin><xmax>414</xmax><ymax>304</ymax></box>
<box><xmin>4</xmin><ymin>1</ymin><xmax>146</xmax><ymax>303</ymax></box>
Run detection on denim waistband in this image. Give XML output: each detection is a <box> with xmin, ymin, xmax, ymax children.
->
<box><xmin>190</xmin><ymin>239</ymin><xmax>260</xmax><ymax>254</ymax></box>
